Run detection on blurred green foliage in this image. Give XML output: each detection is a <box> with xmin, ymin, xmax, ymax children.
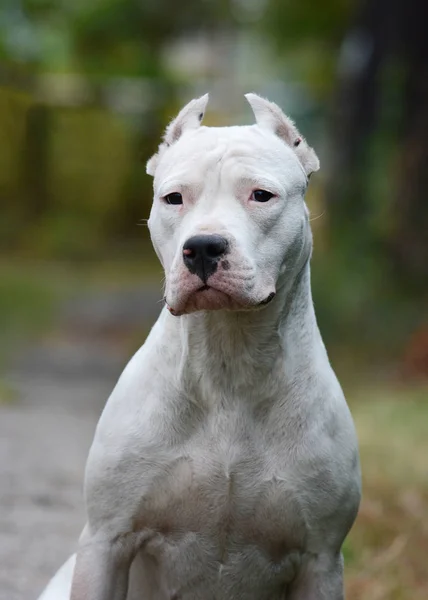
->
<box><xmin>0</xmin><ymin>260</ymin><xmax>66</xmax><ymax>363</ymax></box>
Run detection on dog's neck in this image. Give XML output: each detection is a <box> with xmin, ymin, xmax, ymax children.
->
<box><xmin>164</xmin><ymin>261</ymin><xmax>328</xmax><ymax>398</ymax></box>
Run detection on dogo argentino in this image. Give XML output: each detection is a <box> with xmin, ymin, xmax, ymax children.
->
<box><xmin>39</xmin><ymin>93</ymin><xmax>361</xmax><ymax>600</ymax></box>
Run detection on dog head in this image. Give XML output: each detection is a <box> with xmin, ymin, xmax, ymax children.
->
<box><xmin>147</xmin><ymin>93</ymin><xmax>319</xmax><ymax>316</ymax></box>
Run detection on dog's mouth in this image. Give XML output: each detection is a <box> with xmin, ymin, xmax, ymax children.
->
<box><xmin>165</xmin><ymin>285</ymin><xmax>276</xmax><ymax>316</ymax></box>
<box><xmin>258</xmin><ymin>291</ymin><xmax>276</xmax><ymax>306</ymax></box>
<box><xmin>197</xmin><ymin>285</ymin><xmax>274</xmax><ymax>304</ymax></box>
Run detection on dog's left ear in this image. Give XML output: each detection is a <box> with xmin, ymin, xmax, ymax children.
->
<box><xmin>146</xmin><ymin>94</ymin><xmax>209</xmax><ymax>176</ymax></box>
<box><xmin>245</xmin><ymin>93</ymin><xmax>320</xmax><ymax>177</ymax></box>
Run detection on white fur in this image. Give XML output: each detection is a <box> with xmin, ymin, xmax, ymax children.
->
<box><xmin>38</xmin><ymin>94</ymin><xmax>360</xmax><ymax>600</ymax></box>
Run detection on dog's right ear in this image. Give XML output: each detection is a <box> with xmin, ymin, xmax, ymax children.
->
<box><xmin>146</xmin><ymin>94</ymin><xmax>209</xmax><ymax>176</ymax></box>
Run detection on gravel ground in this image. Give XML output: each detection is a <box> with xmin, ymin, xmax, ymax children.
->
<box><xmin>0</xmin><ymin>286</ymin><xmax>160</xmax><ymax>600</ymax></box>
<box><xmin>0</xmin><ymin>376</ymin><xmax>113</xmax><ymax>600</ymax></box>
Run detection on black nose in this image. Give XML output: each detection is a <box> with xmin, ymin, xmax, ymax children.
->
<box><xmin>183</xmin><ymin>234</ymin><xmax>228</xmax><ymax>282</ymax></box>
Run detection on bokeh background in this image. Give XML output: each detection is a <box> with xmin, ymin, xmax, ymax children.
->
<box><xmin>1</xmin><ymin>1</ymin><xmax>427</xmax><ymax>599</ymax></box>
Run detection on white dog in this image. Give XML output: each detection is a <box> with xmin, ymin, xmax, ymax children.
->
<box><xmin>39</xmin><ymin>93</ymin><xmax>361</xmax><ymax>600</ymax></box>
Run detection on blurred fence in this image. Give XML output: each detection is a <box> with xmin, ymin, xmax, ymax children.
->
<box><xmin>1</xmin><ymin>84</ymin><xmax>153</xmax><ymax>259</ymax></box>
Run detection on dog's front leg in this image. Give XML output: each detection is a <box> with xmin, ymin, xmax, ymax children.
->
<box><xmin>288</xmin><ymin>552</ymin><xmax>344</xmax><ymax>600</ymax></box>
<box><xmin>70</xmin><ymin>526</ymin><xmax>136</xmax><ymax>600</ymax></box>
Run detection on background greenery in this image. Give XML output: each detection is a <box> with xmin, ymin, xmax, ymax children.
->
<box><xmin>1</xmin><ymin>1</ymin><xmax>427</xmax><ymax>598</ymax></box>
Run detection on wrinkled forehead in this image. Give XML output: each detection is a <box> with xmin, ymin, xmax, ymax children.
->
<box><xmin>153</xmin><ymin>125</ymin><xmax>307</xmax><ymax>193</ymax></box>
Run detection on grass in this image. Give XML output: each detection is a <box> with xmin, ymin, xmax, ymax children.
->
<box><xmin>0</xmin><ymin>261</ymin><xmax>68</xmax><ymax>363</ymax></box>
<box><xmin>0</xmin><ymin>257</ymin><xmax>162</xmax><ymax>368</ymax></box>
<box><xmin>0</xmin><ymin>257</ymin><xmax>162</xmax><ymax>402</ymax></box>
<box><xmin>345</xmin><ymin>384</ymin><xmax>428</xmax><ymax>600</ymax></box>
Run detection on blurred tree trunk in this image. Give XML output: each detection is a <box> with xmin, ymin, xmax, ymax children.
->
<box><xmin>326</xmin><ymin>0</ymin><xmax>428</xmax><ymax>292</ymax></box>
<box><xmin>23</xmin><ymin>103</ymin><xmax>51</xmax><ymax>219</ymax></box>
<box><xmin>327</xmin><ymin>0</ymin><xmax>389</xmax><ymax>222</ymax></box>
<box><xmin>326</xmin><ymin>0</ymin><xmax>394</xmax><ymax>254</ymax></box>
<box><xmin>390</xmin><ymin>0</ymin><xmax>428</xmax><ymax>290</ymax></box>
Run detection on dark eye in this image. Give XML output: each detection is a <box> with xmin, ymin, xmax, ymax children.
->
<box><xmin>252</xmin><ymin>190</ymin><xmax>274</xmax><ymax>203</ymax></box>
<box><xmin>164</xmin><ymin>192</ymin><xmax>183</xmax><ymax>205</ymax></box>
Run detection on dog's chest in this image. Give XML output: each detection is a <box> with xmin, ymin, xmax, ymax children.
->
<box><xmin>130</xmin><ymin>408</ymin><xmax>307</xmax><ymax>597</ymax></box>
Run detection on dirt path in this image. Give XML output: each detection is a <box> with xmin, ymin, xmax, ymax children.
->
<box><xmin>0</xmin><ymin>286</ymin><xmax>160</xmax><ymax>599</ymax></box>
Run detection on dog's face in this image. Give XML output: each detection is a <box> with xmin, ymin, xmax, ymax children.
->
<box><xmin>147</xmin><ymin>94</ymin><xmax>319</xmax><ymax>316</ymax></box>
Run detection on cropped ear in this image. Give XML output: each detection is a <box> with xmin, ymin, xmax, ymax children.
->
<box><xmin>245</xmin><ymin>93</ymin><xmax>320</xmax><ymax>177</ymax></box>
<box><xmin>146</xmin><ymin>94</ymin><xmax>209</xmax><ymax>176</ymax></box>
